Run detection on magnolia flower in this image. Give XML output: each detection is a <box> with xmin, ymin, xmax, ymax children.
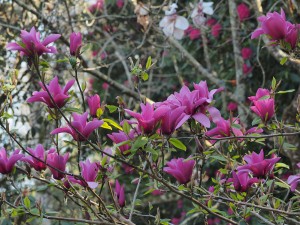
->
<box><xmin>191</xmin><ymin>1</ymin><xmax>214</xmax><ymax>26</ymax></box>
<box><xmin>241</xmin><ymin>47</ymin><xmax>253</xmax><ymax>60</ymax></box>
<box><xmin>248</xmin><ymin>88</ymin><xmax>271</xmax><ymax>102</ymax></box>
<box><xmin>70</xmin><ymin>32</ymin><xmax>82</xmax><ymax>57</ymax></box>
<box><xmin>27</xmin><ymin>76</ymin><xmax>75</xmax><ymax>108</ymax></box>
<box><xmin>125</xmin><ymin>103</ymin><xmax>169</xmax><ymax>134</ymax></box>
<box><xmin>46</xmin><ymin>152</ymin><xmax>69</xmax><ymax>180</ymax></box>
<box><xmin>160</xmin><ymin>106</ymin><xmax>186</xmax><ymax>135</ymax></box>
<box><xmin>6</xmin><ymin>27</ymin><xmax>61</xmax><ymax>57</ymax></box>
<box><xmin>211</xmin><ymin>23</ymin><xmax>222</xmax><ymax>38</ymax></box>
<box><xmin>164</xmin><ymin>158</ymin><xmax>195</xmax><ymax>184</ymax></box>
<box><xmin>88</xmin><ymin>0</ymin><xmax>104</xmax><ymax>13</ymax></box>
<box><xmin>87</xmin><ymin>94</ymin><xmax>101</xmax><ymax>117</ymax></box>
<box><xmin>250</xmin><ymin>99</ymin><xmax>275</xmax><ymax>122</ymax></box>
<box><xmin>21</xmin><ymin>144</ymin><xmax>55</xmax><ymax>171</ymax></box>
<box><xmin>228</xmin><ymin>171</ymin><xmax>259</xmax><ymax>192</ymax></box>
<box><xmin>237</xmin><ymin>149</ymin><xmax>280</xmax><ymax>178</ymax></box>
<box><xmin>115</xmin><ymin>180</ymin><xmax>125</xmax><ymax>207</ymax></box>
<box><xmin>0</xmin><ymin>148</ymin><xmax>24</xmax><ymax>174</ymax></box>
<box><xmin>107</xmin><ymin>130</ymin><xmax>135</xmax><ymax>155</ymax></box>
<box><xmin>68</xmin><ymin>159</ymin><xmax>100</xmax><ymax>188</ymax></box>
<box><xmin>159</xmin><ymin>3</ymin><xmax>189</xmax><ymax>40</ymax></box>
<box><xmin>51</xmin><ymin>112</ymin><xmax>103</xmax><ymax>141</ymax></box>
<box><xmin>243</xmin><ymin>63</ymin><xmax>253</xmax><ymax>75</ymax></box>
<box><xmin>237</xmin><ymin>3</ymin><xmax>250</xmax><ymax>22</ymax></box>
<box><xmin>227</xmin><ymin>102</ymin><xmax>238</xmax><ymax>111</ymax></box>
<box><xmin>287</xmin><ymin>163</ymin><xmax>300</xmax><ymax>192</ymax></box>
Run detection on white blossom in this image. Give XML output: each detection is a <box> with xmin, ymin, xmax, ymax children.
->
<box><xmin>191</xmin><ymin>1</ymin><xmax>214</xmax><ymax>26</ymax></box>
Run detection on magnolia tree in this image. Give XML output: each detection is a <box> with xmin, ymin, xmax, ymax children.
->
<box><xmin>1</xmin><ymin>0</ymin><xmax>300</xmax><ymax>224</ymax></box>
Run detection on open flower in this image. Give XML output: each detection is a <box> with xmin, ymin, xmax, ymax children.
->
<box><xmin>0</xmin><ymin>148</ymin><xmax>24</xmax><ymax>174</ymax></box>
<box><xmin>160</xmin><ymin>106</ymin><xmax>186</xmax><ymax>135</ymax></box>
<box><xmin>70</xmin><ymin>32</ymin><xmax>82</xmax><ymax>57</ymax></box>
<box><xmin>125</xmin><ymin>103</ymin><xmax>169</xmax><ymax>134</ymax></box>
<box><xmin>68</xmin><ymin>159</ymin><xmax>100</xmax><ymax>188</ymax></box>
<box><xmin>159</xmin><ymin>3</ymin><xmax>189</xmax><ymax>40</ymax></box>
<box><xmin>191</xmin><ymin>1</ymin><xmax>214</xmax><ymax>26</ymax></box>
<box><xmin>7</xmin><ymin>27</ymin><xmax>60</xmax><ymax>57</ymax></box>
<box><xmin>164</xmin><ymin>158</ymin><xmax>195</xmax><ymax>184</ymax></box>
<box><xmin>51</xmin><ymin>112</ymin><xmax>103</xmax><ymax>141</ymax></box>
<box><xmin>248</xmin><ymin>88</ymin><xmax>271</xmax><ymax>102</ymax></box>
<box><xmin>21</xmin><ymin>144</ymin><xmax>55</xmax><ymax>171</ymax></box>
<box><xmin>46</xmin><ymin>152</ymin><xmax>69</xmax><ymax>180</ymax></box>
<box><xmin>115</xmin><ymin>180</ymin><xmax>125</xmax><ymax>207</ymax></box>
<box><xmin>237</xmin><ymin>149</ymin><xmax>280</xmax><ymax>178</ymax></box>
<box><xmin>27</xmin><ymin>76</ymin><xmax>75</xmax><ymax>108</ymax></box>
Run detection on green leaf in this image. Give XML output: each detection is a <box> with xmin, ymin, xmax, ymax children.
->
<box><xmin>275</xmin><ymin>163</ymin><xmax>289</xmax><ymax>169</ymax></box>
<box><xmin>64</xmin><ymin>107</ymin><xmax>82</xmax><ymax>113</ymax></box>
<box><xmin>277</xmin><ymin>89</ymin><xmax>295</xmax><ymax>94</ymax></box>
<box><xmin>141</xmin><ymin>72</ymin><xmax>149</xmax><ymax>81</ymax></box>
<box><xmin>24</xmin><ymin>196</ymin><xmax>31</xmax><ymax>209</ymax></box>
<box><xmin>103</xmin><ymin>118</ymin><xmax>123</xmax><ymax>130</ymax></box>
<box><xmin>56</xmin><ymin>58</ymin><xmax>69</xmax><ymax>63</ymax></box>
<box><xmin>101</xmin><ymin>122</ymin><xmax>112</xmax><ymax>130</ymax></box>
<box><xmin>252</xmin><ymin>117</ymin><xmax>262</xmax><ymax>126</ymax></box>
<box><xmin>169</xmin><ymin>138</ymin><xmax>186</xmax><ymax>151</ymax></box>
<box><xmin>280</xmin><ymin>57</ymin><xmax>288</xmax><ymax>65</ymax></box>
<box><xmin>210</xmin><ymin>155</ymin><xmax>227</xmax><ymax>162</ymax></box>
<box><xmin>231</xmin><ymin>123</ymin><xmax>241</xmax><ymax>129</ymax></box>
<box><xmin>132</xmin><ymin>136</ymin><xmax>148</xmax><ymax>150</ymax></box>
<box><xmin>122</xmin><ymin>120</ymin><xmax>130</xmax><ymax>134</ymax></box>
<box><xmin>146</xmin><ymin>56</ymin><xmax>152</xmax><ymax>70</ymax></box>
<box><xmin>96</xmin><ymin>108</ymin><xmax>103</xmax><ymax>118</ymax></box>
<box><xmin>1</xmin><ymin>112</ymin><xmax>13</xmax><ymax>119</ymax></box>
<box><xmin>81</xmin><ymin>81</ymin><xmax>86</xmax><ymax>92</ymax></box>
<box><xmin>272</xmin><ymin>77</ymin><xmax>276</xmax><ymax>90</ymax></box>
<box><xmin>106</xmin><ymin>105</ymin><xmax>118</xmax><ymax>113</ymax></box>
<box><xmin>275</xmin><ymin>182</ymin><xmax>289</xmax><ymax>189</ymax></box>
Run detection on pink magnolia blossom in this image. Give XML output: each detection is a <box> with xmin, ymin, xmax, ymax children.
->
<box><xmin>206</xmin><ymin>18</ymin><xmax>217</xmax><ymax>27</ymax></box>
<box><xmin>159</xmin><ymin>3</ymin><xmax>189</xmax><ymax>40</ymax></box>
<box><xmin>27</xmin><ymin>76</ymin><xmax>75</xmax><ymax>108</ymax></box>
<box><xmin>248</xmin><ymin>88</ymin><xmax>271</xmax><ymax>102</ymax></box>
<box><xmin>157</xmin><ymin>82</ymin><xmax>222</xmax><ymax>128</ymax></box>
<box><xmin>102</xmin><ymin>82</ymin><xmax>110</xmax><ymax>90</ymax></box>
<box><xmin>227</xmin><ymin>102</ymin><xmax>238</xmax><ymax>111</ymax></box>
<box><xmin>0</xmin><ymin>148</ymin><xmax>24</xmax><ymax>174</ymax></box>
<box><xmin>251</xmin><ymin>9</ymin><xmax>287</xmax><ymax>40</ymax></box>
<box><xmin>251</xmin><ymin>9</ymin><xmax>300</xmax><ymax>49</ymax></box>
<box><xmin>46</xmin><ymin>152</ymin><xmax>69</xmax><ymax>180</ymax></box>
<box><xmin>211</xmin><ymin>23</ymin><xmax>222</xmax><ymax>38</ymax></box>
<box><xmin>125</xmin><ymin>103</ymin><xmax>169</xmax><ymax>134</ymax></box>
<box><xmin>228</xmin><ymin>171</ymin><xmax>259</xmax><ymax>192</ymax></box>
<box><xmin>287</xmin><ymin>164</ymin><xmax>300</xmax><ymax>192</ymax></box>
<box><xmin>189</xmin><ymin>28</ymin><xmax>201</xmax><ymax>40</ymax></box>
<box><xmin>160</xmin><ymin>106</ymin><xmax>186</xmax><ymax>135</ymax></box>
<box><xmin>191</xmin><ymin>1</ymin><xmax>214</xmax><ymax>26</ymax></box>
<box><xmin>237</xmin><ymin>3</ymin><xmax>250</xmax><ymax>22</ymax></box>
<box><xmin>108</xmin><ymin>130</ymin><xmax>135</xmax><ymax>155</ymax></box>
<box><xmin>164</xmin><ymin>158</ymin><xmax>195</xmax><ymax>184</ymax></box>
<box><xmin>51</xmin><ymin>112</ymin><xmax>103</xmax><ymax>141</ymax></box>
<box><xmin>205</xmin><ymin>118</ymin><xmax>244</xmax><ymax>139</ymax></box>
<box><xmin>6</xmin><ymin>27</ymin><xmax>60</xmax><ymax>57</ymax></box>
<box><xmin>237</xmin><ymin>149</ymin><xmax>280</xmax><ymax>178</ymax></box>
<box><xmin>21</xmin><ymin>144</ymin><xmax>55</xmax><ymax>171</ymax></box>
<box><xmin>70</xmin><ymin>32</ymin><xmax>82</xmax><ymax>57</ymax></box>
<box><xmin>241</xmin><ymin>47</ymin><xmax>252</xmax><ymax>60</ymax></box>
<box><xmin>68</xmin><ymin>159</ymin><xmax>100</xmax><ymax>188</ymax></box>
<box><xmin>250</xmin><ymin>98</ymin><xmax>275</xmax><ymax>122</ymax></box>
<box><xmin>115</xmin><ymin>180</ymin><xmax>125</xmax><ymax>207</ymax></box>
<box><xmin>87</xmin><ymin>94</ymin><xmax>101</xmax><ymax>117</ymax></box>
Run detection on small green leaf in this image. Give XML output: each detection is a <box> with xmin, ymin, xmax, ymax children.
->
<box><xmin>275</xmin><ymin>163</ymin><xmax>289</xmax><ymax>169</ymax></box>
<box><xmin>24</xmin><ymin>197</ymin><xmax>31</xmax><ymax>209</ymax></box>
<box><xmin>96</xmin><ymin>108</ymin><xmax>103</xmax><ymax>118</ymax></box>
<box><xmin>122</xmin><ymin>120</ymin><xmax>130</xmax><ymax>134</ymax></box>
<box><xmin>169</xmin><ymin>138</ymin><xmax>186</xmax><ymax>151</ymax></box>
<box><xmin>81</xmin><ymin>81</ymin><xmax>86</xmax><ymax>92</ymax></box>
<box><xmin>141</xmin><ymin>72</ymin><xmax>149</xmax><ymax>81</ymax></box>
<box><xmin>251</xmin><ymin>117</ymin><xmax>262</xmax><ymax>126</ymax></box>
<box><xmin>275</xmin><ymin>182</ymin><xmax>289</xmax><ymax>189</ymax></box>
<box><xmin>106</xmin><ymin>105</ymin><xmax>118</xmax><ymax>113</ymax></box>
<box><xmin>280</xmin><ymin>57</ymin><xmax>288</xmax><ymax>65</ymax></box>
<box><xmin>277</xmin><ymin>89</ymin><xmax>295</xmax><ymax>94</ymax></box>
<box><xmin>132</xmin><ymin>136</ymin><xmax>148</xmax><ymax>150</ymax></box>
<box><xmin>272</xmin><ymin>77</ymin><xmax>276</xmax><ymax>90</ymax></box>
<box><xmin>146</xmin><ymin>56</ymin><xmax>152</xmax><ymax>70</ymax></box>
<box><xmin>210</xmin><ymin>155</ymin><xmax>227</xmax><ymax>162</ymax></box>
<box><xmin>56</xmin><ymin>58</ymin><xmax>69</xmax><ymax>63</ymax></box>
<box><xmin>103</xmin><ymin>118</ymin><xmax>123</xmax><ymax>130</ymax></box>
<box><xmin>101</xmin><ymin>122</ymin><xmax>112</xmax><ymax>130</ymax></box>
<box><xmin>64</xmin><ymin>107</ymin><xmax>82</xmax><ymax>113</ymax></box>
<box><xmin>231</xmin><ymin>123</ymin><xmax>241</xmax><ymax>129</ymax></box>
